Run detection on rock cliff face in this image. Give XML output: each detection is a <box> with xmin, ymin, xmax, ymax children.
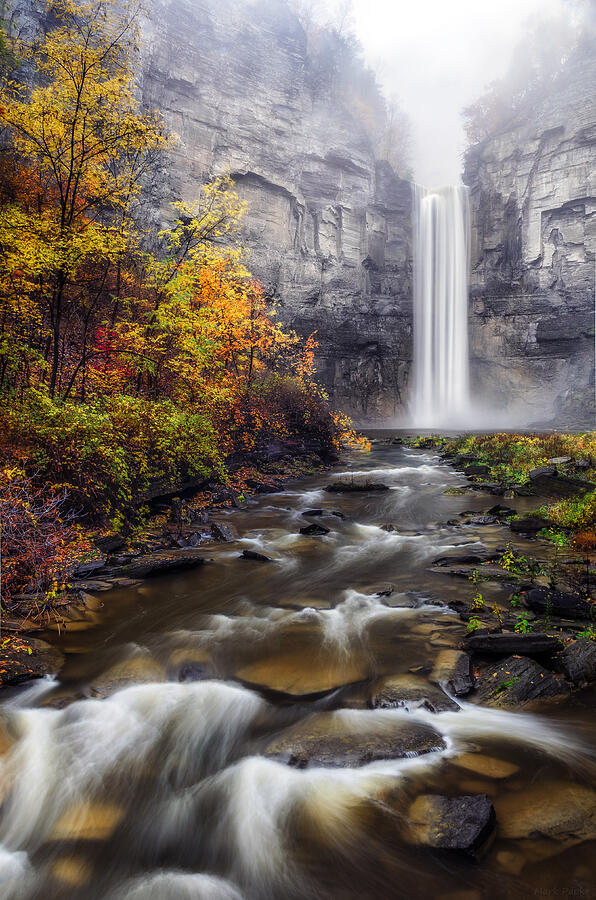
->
<box><xmin>464</xmin><ymin>48</ymin><xmax>596</xmax><ymax>425</ymax></box>
<box><xmin>139</xmin><ymin>0</ymin><xmax>413</xmax><ymax>419</ymax></box>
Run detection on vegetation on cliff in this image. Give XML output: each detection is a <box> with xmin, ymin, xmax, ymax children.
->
<box><xmin>0</xmin><ymin>0</ymin><xmax>352</xmax><ymax>607</ymax></box>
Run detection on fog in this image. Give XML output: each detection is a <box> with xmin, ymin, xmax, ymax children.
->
<box><xmin>341</xmin><ymin>0</ymin><xmax>583</xmax><ymax>187</ymax></box>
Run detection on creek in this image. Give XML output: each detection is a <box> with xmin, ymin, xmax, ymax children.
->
<box><xmin>0</xmin><ymin>439</ymin><xmax>595</xmax><ymax>900</ymax></box>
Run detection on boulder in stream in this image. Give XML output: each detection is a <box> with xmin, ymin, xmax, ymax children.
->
<box><xmin>430</xmin><ymin>650</ymin><xmax>474</xmax><ymax>696</ymax></box>
<box><xmin>264</xmin><ymin>711</ymin><xmax>445</xmax><ymax>767</ymax></box>
<box><xmin>240</xmin><ymin>549</ymin><xmax>273</xmax><ymax>562</ymax></box>
<box><xmin>86</xmin><ymin>656</ymin><xmax>167</xmax><ymax>698</ymax></box>
<box><xmin>473</xmin><ymin>655</ymin><xmax>569</xmax><ymax>709</ymax></box>
<box><xmin>494</xmin><ymin>781</ymin><xmax>596</xmax><ymax>844</ymax></box>
<box><xmin>325</xmin><ymin>482</ymin><xmax>390</xmax><ymax>493</ymax></box>
<box><xmin>211</xmin><ymin>522</ymin><xmax>236</xmax><ymax>542</ymax></box>
<box><xmin>369</xmin><ymin>674</ymin><xmax>459</xmax><ymax>712</ymax></box>
<box><xmin>300</xmin><ymin>523</ymin><xmax>330</xmax><ymax>536</ymax></box>
<box><xmin>405</xmin><ymin>794</ymin><xmax>496</xmax><ymax>857</ymax></box>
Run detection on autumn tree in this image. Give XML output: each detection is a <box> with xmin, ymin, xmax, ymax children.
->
<box><xmin>0</xmin><ymin>0</ymin><xmax>167</xmax><ymax>397</ymax></box>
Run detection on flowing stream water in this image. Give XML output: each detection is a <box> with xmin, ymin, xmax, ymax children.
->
<box><xmin>412</xmin><ymin>185</ymin><xmax>471</xmax><ymax>427</ymax></box>
<box><xmin>0</xmin><ymin>440</ymin><xmax>595</xmax><ymax>900</ymax></box>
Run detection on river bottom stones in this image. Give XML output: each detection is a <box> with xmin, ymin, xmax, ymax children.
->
<box><xmin>86</xmin><ymin>655</ymin><xmax>167</xmax><ymax>698</ymax></box>
<box><xmin>264</xmin><ymin>712</ymin><xmax>446</xmax><ymax>767</ymax></box>
<box><xmin>405</xmin><ymin>794</ymin><xmax>496</xmax><ymax>857</ymax></box>
<box><xmin>494</xmin><ymin>782</ymin><xmax>596</xmax><ymax>846</ymax></box>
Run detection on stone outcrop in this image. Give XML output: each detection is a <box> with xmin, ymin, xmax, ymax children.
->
<box><xmin>464</xmin><ymin>45</ymin><xmax>596</xmax><ymax>424</ymax></box>
<box><xmin>138</xmin><ymin>0</ymin><xmax>413</xmax><ymax>418</ymax></box>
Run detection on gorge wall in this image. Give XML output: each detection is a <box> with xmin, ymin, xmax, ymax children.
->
<box><xmin>464</xmin><ymin>45</ymin><xmax>596</xmax><ymax>426</ymax></box>
<box><xmin>139</xmin><ymin>0</ymin><xmax>413</xmax><ymax>419</ymax></box>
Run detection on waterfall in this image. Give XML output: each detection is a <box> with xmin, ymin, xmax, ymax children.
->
<box><xmin>411</xmin><ymin>184</ymin><xmax>471</xmax><ymax>427</ymax></box>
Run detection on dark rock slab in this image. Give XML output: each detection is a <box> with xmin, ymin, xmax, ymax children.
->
<box><xmin>464</xmin><ymin>632</ymin><xmax>563</xmax><ymax>656</ymax></box>
<box><xmin>325</xmin><ymin>482</ymin><xmax>390</xmax><ymax>493</ymax></box>
<box><xmin>300</xmin><ymin>523</ymin><xmax>330</xmax><ymax>536</ymax></box>
<box><xmin>523</xmin><ymin>587</ymin><xmax>595</xmax><ymax>620</ymax></box>
<box><xmin>557</xmin><ymin>639</ymin><xmax>596</xmax><ymax>686</ymax></box>
<box><xmin>73</xmin><ymin>558</ymin><xmax>107</xmax><ymax>579</ymax></box>
<box><xmin>432</xmin><ymin>552</ymin><xmax>493</xmax><ymax>567</ymax></box>
<box><xmin>487</xmin><ymin>505</ymin><xmax>517</xmax><ymax>517</ymax></box>
<box><xmin>406</xmin><ymin>794</ymin><xmax>496</xmax><ymax>857</ymax></box>
<box><xmin>117</xmin><ymin>550</ymin><xmax>204</xmax><ymax>578</ymax></box>
<box><xmin>264</xmin><ymin>712</ymin><xmax>445</xmax><ymax>768</ymax></box>
<box><xmin>369</xmin><ymin>675</ymin><xmax>459</xmax><ymax>713</ymax></box>
<box><xmin>240</xmin><ymin>549</ymin><xmax>273</xmax><ymax>562</ymax></box>
<box><xmin>465</xmin><ymin>464</ymin><xmax>491</xmax><ymax>477</ymax></box>
<box><xmin>509</xmin><ymin>516</ymin><xmax>553</xmax><ymax>535</ymax></box>
<box><xmin>302</xmin><ymin>508</ymin><xmax>344</xmax><ymax>519</ymax></box>
<box><xmin>529</xmin><ymin>471</ymin><xmax>593</xmax><ymax>499</ymax></box>
<box><xmin>210</xmin><ymin>522</ymin><xmax>236</xmax><ymax>542</ymax></box>
<box><xmin>468</xmin><ymin>516</ymin><xmax>498</xmax><ymax>526</ymax></box>
<box><xmin>474</xmin><ymin>655</ymin><xmax>569</xmax><ymax>709</ymax></box>
<box><xmin>94</xmin><ymin>534</ymin><xmax>126</xmax><ymax>554</ymax></box>
<box><xmin>430</xmin><ymin>650</ymin><xmax>474</xmax><ymax>696</ymax></box>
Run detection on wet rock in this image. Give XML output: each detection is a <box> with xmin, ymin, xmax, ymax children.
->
<box><xmin>523</xmin><ymin>587</ymin><xmax>594</xmax><ymax>620</ymax></box>
<box><xmin>432</xmin><ymin>552</ymin><xmax>493</xmax><ymax>567</ymax></box>
<box><xmin>117</xmin><ymin>550</ymin><xmax>205</xmax><ymax>578</ymax></box>
<box><xmin>240</xmin><ymin>549</ymin><xmax>273</xmax><ymax>562</ymax></box>
<box><xmin>50</xmin><ymin>802</ymin><xmax>125</xmax><ymax>842</ymax></box>
<box><xmin>325</xmin><ymin>482</ymin><xmax>390</xmax><ymax>493</ymax></box>
<box><xmin>73</xmin><ymin>558</ymin><xmax>107</xmax><ymax>579</ymax></box>
<box><xmin>405</xmin><ymin>794</ymin><xmax>496</xmax><ymax>857</ymax></box>
<box><xmin>473</xmin><ymin>655</ymin><xmax>569</xmax><ymax>709</ymax></box>
<box><xmin>529</xmin><ymin>465</ymin><xmax>557</xmax><ymax>480</ymax></box>
<box><xmin>464</xmin><ymin>632</ymin><xmax>563</xmax><ymax>656</ymax></box>
<box><xmin>168</xmin><ymin>647</ymin><xmax>212</xmax><ymax>683</ymax></box>
<box><xmin>575</xmin><ymin>459</ymin><xmax>591</xmax><ymax>470</ymax></box>
<box><xmin>69</xmin><ymin>580</ymin><xmax>114</xmax><ymax>592</ymax></box>
<box><xmin>372</xmin><ymin>583</ymin><xmax>394</xmax><ymax>598</ymax></box>
<box><xmin>465</xmin><ymin>465</ymin><xmax>490</xmax><ymax>477</ymax></box>
<box><xmin>87</xmin><ymin>656</ymin><xmax>167</xmax><ymax>698</ymax></box>
<box><xmin>430</xmin><ymin>650</ymin><xmax>474</xmax><ymax>696</ymax></box>
<box><xmin>468</xmin><ymin>516</ymin><xmax>497</xmax><ymax>526</ymax></box>
<box><xmin>252</xmin><ymin>481</ymin><xmax>283</xmax><ymax>494</ymax></box>
<box><xmin>451</xmin><ymin>753</ymin><xmax>519</xmax><ymax>779</ymax></box>
<box><xmin>210</xmin><ymin>522</ymin><xmax>236</xmax><ymax>542</ymax></box>
<box><xmin>300</xmin><ymin>523</ymin><xmax>330</xmax><ymax>536</ymax></box>
<box><xmin>0</xmin><ymin>638</ymin><xmax>65</xmax><ymax>687</ymax></box>
<box><xmin>547</xmin><ymin>457</ymin><xmax>573</xmax><ymax>466</ymax></box>
<box><xmin>557</xmin><ymin>639</ymin><xmax>596</xmax><ymax>686</ymax></box>
<box><xmin>94</xmin><ymin>534</ymin><xmax>126</xmax><ymax>554</ymax></box>
<box><xmin>369</xmin><ymin>675</ymin><xmax>459</xmax><ymax>713</ymax></box>
<box><xmin>51</xmin><ymin>856</ymin><xmax>93</xmax><ymax>888</ymax></box>
<box><xmin>487</xmin><ymin>505</ymin><xmax>516</xmax><ymax>517</ymax></box>
<box><xmin>302</xmin><ymin>509</ymin><xmax>345</xmax><ymax>519</ymax></box>
<box><xmin>509</xmin><ymin>516</ymin><xmax>553</xmax><ymax>535</ymax></box>
<box><xmin>529</xmin><ymin>470</ymin><xmax>593</xmax><ymax>499</ymax></box>
<box><xmin>264</xmin><ymin>711</ymin><xmax>445</xmax><ymax>767</ymax></box>
<box><xmin>237</xmin><ymin>651</ymin><xmax>369</xmax><ymax>696</ymax></box>
<box><xmin>494</xmin><ymin>782</ymin><xmax>596</xmax><ymax>844</ymax></box>
<box><xmin>467</xmin><ymin>483</ymin><xmax>505</xmax><ymax>495</ymax></box>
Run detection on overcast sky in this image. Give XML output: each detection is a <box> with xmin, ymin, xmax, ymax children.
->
<box><xmin>345</xmin><ymin>0</ymin><xmax>577</xmax><ymax>186</ymax></box>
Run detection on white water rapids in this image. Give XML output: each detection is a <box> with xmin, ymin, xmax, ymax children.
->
<box><xmin>412</xmin><ymin>185</ymin><xmax>471</xmax><ymax>427</ymax></box>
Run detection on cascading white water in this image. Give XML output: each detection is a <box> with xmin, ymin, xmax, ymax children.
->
<box><xmin>412</xmin><ymin>184</ymin><xmax>471</xmax><ymax>427</ymax></box>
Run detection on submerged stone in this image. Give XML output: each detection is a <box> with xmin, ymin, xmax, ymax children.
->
<box><xmin>264</xmin><ymin>711</ymin><xmax>445</xmax><ymax>767</ymax></box>
<box><xmin>87</xmin><ymin>656</ymin><xmax>167</xmax><ymax>698</ymax></box>
<box><xmin>405</xmin><ymin>794</ymin><xmax>496</xmax><ymax>857</ymax></box>
<box><xmin>369</xmin><ymin>674</ymin><xmax>459</xmax><ymax>713</ymax></box>
<box><xmin>494</xmin><ymin>782</ymin><xmax>596</xmax><ymax>844</ymax></box>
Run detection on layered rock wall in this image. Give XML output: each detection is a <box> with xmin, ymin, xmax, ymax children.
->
<box><xmin>464</xmin><ymin>49</ymin><xmax>596</xmax><ymax>424</ymax></box>
<box><xmin>140</xmin><ymin>0</ymin><xmax>413</xmax><ymax>418</ymax></box>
